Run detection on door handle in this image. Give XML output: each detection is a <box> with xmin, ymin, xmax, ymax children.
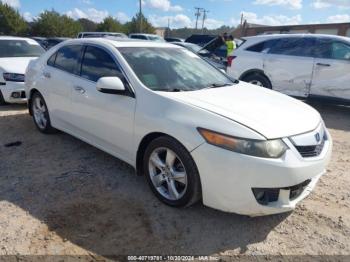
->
<box><xmin>316</xmin><ymin>63</ymin><xmax>331</xmax><ymax>67</ymax></box>
<box><xmin>43</xmin><ymin>72</ymin><xmax>51</xmax><ymax>78</ymax></box>
<box><xmin>74</xmin><ymin>86</ymin><xmax>86</xmax><ymax>94</ymax></box>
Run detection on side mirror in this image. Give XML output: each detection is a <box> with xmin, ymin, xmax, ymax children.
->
<box><xmin>96</xmin><ymin>77</ymin><xmax>125</xmax><ymax>94</ymax></box>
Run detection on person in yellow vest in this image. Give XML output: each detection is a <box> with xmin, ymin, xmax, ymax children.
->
<box><xmin>222</xmin><ymin>34</ymin><xmax>236</xmax><ymax>68</ymax></box>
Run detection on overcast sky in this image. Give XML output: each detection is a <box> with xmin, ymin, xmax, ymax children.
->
<box><xmin>1</xmin><ymin>0</ymin><xmax>350</xmax><ymax>29</ymax></box>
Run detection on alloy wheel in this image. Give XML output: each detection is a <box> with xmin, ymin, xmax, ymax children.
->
<box><xmin>33</xmin><ymin>96</ymin><xmax>48</xmax><ymax>129</ymax></box>
<box><xmin>148</xmin><ymin>147</ymin><xmax>188</xmax><ymax>201</ymax></box>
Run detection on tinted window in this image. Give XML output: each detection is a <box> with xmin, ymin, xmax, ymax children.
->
<box><xmin>81</xmin><ymin>46</ymin><xmax>122</xmax><ymax>82</ymax></box>
<box><xmin>47</xmin><ymin>53</ymin><xmax>57</xmax><ymax>66</ymax></box>
<box><xmin>246</xmin><ymin>39</ymin><xmax>277</xmax><ymax>53</ymax></box>
<box><xmin>130</xmin><ymin>35</ymin><xmax>147</xmax><ymax>40</ymax></box>
<box><xmin>332</xmin><ymin>41</ymin><xmax>350</xmax><ymax>60</ymax></box>
<box><xmin>314</xmin><ymin>39</ymin><xmax>332</xmax><ymax>59</ymax></box>
<box><xmin>0</xmin><ymin>40</ymin><xmax>45</xmax><ymax>58</ymax></box>
<box><xmin>54</xmin><ymin>45</ymin><xmax>82</xmax><ymax>73</ymax></box>
<box><xmin>269</xmin><ymin>38</ymin><xmax>315</xmax><ymax>57</ymax></box>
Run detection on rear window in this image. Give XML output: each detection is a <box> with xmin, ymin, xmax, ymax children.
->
<box><xmin>49</xmin><ymin>45</ymin><xmax>82</xmax><ymax>74</ymax></box>
<box><xmin>0</xmin><ymin>39</ymin><xmax>45</xmax><ymax>58</ymax></box>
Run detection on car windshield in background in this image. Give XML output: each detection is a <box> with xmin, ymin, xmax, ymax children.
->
<box><xmin>0</xmin><ymin>40</ymin><xmax>45</xmax><ymax>58</ymax></box>
<box><xmin>119</xmin><ymin>47</ymin><xmax>234</xmax><ymax>92</ymax></box>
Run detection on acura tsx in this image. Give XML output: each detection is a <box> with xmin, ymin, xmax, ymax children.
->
<box><xmin>25</xmin><ymin>38</ymin><xmax>332</xmax><ymax>216</ymax></box>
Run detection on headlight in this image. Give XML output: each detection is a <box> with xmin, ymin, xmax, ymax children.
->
<box><xmin>3</xmin><ymin>73</ymin><xmax>25</xmax><ymax>82</ymax></box>
<box><xmin>198</xmin><ymin>128</ymin><xmax>288</xmax><ymax>158</ymax></box>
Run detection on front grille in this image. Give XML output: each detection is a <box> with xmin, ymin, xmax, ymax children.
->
<box><xmin>295</xmin><ymin>139</ymin><xmax>325</xmax><ymax>157</ymax></box>
<box><xmin>295</xmin><ymin>133</ymin><xmax>327</xmax><ymax>158</ymax></box>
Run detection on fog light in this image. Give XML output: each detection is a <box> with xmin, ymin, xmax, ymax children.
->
<box><xmin>11</xmin><ymin>92</ymin><xmax>21</xmax><ymax>98</ymax></box>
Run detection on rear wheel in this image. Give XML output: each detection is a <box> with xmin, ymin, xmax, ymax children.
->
<box><xmin>242</xmin><ymin>73</ymin><xmax>272</xmax><ymax>89</ymax></box>
<box><xmin>143</xmin><ymin>136</ymin><xmax>201</xmax><ymax>207</ymax></box>
<box><xmin>31</xmin><ymin>92</ymin><xmax>56</xmax><ymax>134</ymax></box>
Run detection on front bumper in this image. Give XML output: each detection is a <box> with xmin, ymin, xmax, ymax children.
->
<box><xmin>191</xmin><ymin>130</ymin><xmax>332</xmax><ymax>216</ymax></box>
<box><xmin>0</xmin><ymin>81</ymin><xmax>27</xmax><ymax>103</ymax></box>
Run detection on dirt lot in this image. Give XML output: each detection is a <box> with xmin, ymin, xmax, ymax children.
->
<box><xmin>0</xmin><ymin>102</ymin><xmax>349</xmax><ymax>258</ymax></box>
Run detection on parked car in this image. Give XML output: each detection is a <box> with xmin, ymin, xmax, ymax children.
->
<box><xmin>0</xmin><ymin>36</ymin><xmax>45</xmax><ymax>105</ymax></box>
<box><xmin>25</xmin><ymin>38</ymin><xmax>332</xmax><ymax>216</ymax></box>
<box><xmin>172</xmin><ymin>42</ymin><xmax>226</xmax><ymax>70</ymax></box>
<box><xmin>129</xmin><ymin>33</ymin><xmax>165</xmax><ymax>42</ymax></box>
<box><xmin>77</xmin><ymin>32</ymin><xmax>128</xmax><ymax>39</ymax></box>
<box><xmin>43</xmin><ymin>37</ymin><xmax>70</xmax><ymax>49</ymax></box>
<box><xmin>185</xmin><ymin>34</ymin><xmax>217</xmax><ymax>47</ymax></box>
<box><xmin>165</xmin><ymin>37</ymin><xmax>184</xmax><ymax>43</ymax></box>
<box><xmin>228</xmin><ymin>34</ymin><xmax>350</xmax><ymax>104</ymax></box>
<box><xmin>31</xmin><ymin>37</ymin><xmax>47</xmax><ymax>49</ymax></box>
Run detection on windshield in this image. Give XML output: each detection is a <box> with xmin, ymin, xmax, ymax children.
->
<box><xmin>119</xmin><ymin>47</ymin><xmax>234</xmax><ymax>91</ymax></box>
<box><xmin>0</xmin><ymin>40</ymin><xmax>45</xmax><ymax>58</ymax></box>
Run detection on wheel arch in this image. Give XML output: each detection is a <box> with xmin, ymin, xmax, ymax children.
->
<box><xmin>240</xmin><ymin>69</ymin><xmax>269</xmax><ymax>81</ymax></box>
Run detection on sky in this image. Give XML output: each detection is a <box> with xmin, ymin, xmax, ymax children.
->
<box><xmin>1</xmin><ymin>0</ymin><xmax>350</xmax><ymax>29</ymax></box>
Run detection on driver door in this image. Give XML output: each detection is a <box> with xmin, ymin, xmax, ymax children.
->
<box><xmin>70</xmin><ymin>45</ymin><xmax>136</xmax><ymax>163</ymax></box>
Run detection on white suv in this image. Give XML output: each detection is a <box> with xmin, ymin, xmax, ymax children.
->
<box><xmin>228</xmin><ymin>34</ymin><xmax>350</xmax><ymax>103</ymax></box>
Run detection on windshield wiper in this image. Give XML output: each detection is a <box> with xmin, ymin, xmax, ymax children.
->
<box><xmin>205</xmin><ymin>83</ymin><xmax>232</xmax><ymax>89</ymax></box>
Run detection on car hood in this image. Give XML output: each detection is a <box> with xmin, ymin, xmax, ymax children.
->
<box><xmin>0</xmin><ymin>57</ymin><xmax>38</xmax><ymax>74</ymax></box>
<box><xmin>160</xmin><ymin>82</ymin><xmax>321</xmax><ymax>139</ymax></box>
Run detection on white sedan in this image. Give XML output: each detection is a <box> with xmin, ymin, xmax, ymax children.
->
<box><xmin>0</xmin><ymin>36</ymin><xmax>45</xmax><ymax>105</ymax></box>
<box><xmin>25</xmin><ymin>38</ymin><xmax>332</xmax><ymax>216</ymax></box>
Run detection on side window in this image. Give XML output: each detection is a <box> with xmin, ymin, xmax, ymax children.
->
<box><xmin>246</xmin><ymin>39</ymin><xmax>277</xmax><ymax>53</ymax></box>
<box><xmin>314</xmin><ymin>39</ymin><xmax>332</xmax><ymax>59</ymax></box>
<box><xmin>81</xmin><ymin>46</ymin><xmax>123</xmax><ymax>82</ymax></box>
<box><xmin>54</xmin><ymin>45</ymin><xmax>82</xmax><ymax>73</ymax></box>
<box><xmin>269</xmin><ymin>38</ymin><xmax>314</xmax><ymax>57</ymax></box>
<box><xmin>331</xmin><ymin>41</ymin><xmax>350</xmax><ymax>60</ymax></box>
<box><xmin>47</xmin><ymin>52</ymin><xmax>57</xmax><ymax>66</ymax></box>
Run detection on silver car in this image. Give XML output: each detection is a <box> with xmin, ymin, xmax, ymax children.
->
<box><xmin>228</xmin><ymin>34</ymin><xmax>350</xmax><ymax>104</ymax></box>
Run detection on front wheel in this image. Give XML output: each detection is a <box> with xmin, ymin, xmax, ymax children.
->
<box><xmin>31</xmin><ymin>92</ymin><xmax>56</xmax><ymax>134</ymax></box>
<box><xmin>143</xmin><ymin>136</ymin><xmax>201</xmax><ymax>207</ymax></box>
<box><xmin>242</xmin><ymin>74</ymin><xmax>272</xmax><ymax>89</ymax></box>
<box><xmin>0</xmin><ymin>90</ymin><xmax>7</xmax><ymax>106</ymax></box>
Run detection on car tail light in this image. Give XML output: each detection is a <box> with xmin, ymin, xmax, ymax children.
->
<box><xmin>227</xmin><ymin>56</ymin><xmax>236</xmax><ymax>67</ymax></box>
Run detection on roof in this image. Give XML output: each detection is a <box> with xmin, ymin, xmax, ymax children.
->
<box><xmin>129</xmin><ymin>33</ymin><xmax>160</xmax><ymax>36</ymax></box>
<box><xmin>243</xmin><ymin>33</ymin><xmax>350</xmax><ymax>42</ymax></box>
<box><xmin>0</xmin><ymin>36</ymin><xmax>34</xmax><ymax>41</ymax></box>
<box><xmin>63</xmin><ymin>37</ymin><xmax>181</xmax><ymax>48</ymax></box>
<box><xmin>247</xmin><ymin>22</ymin><xmax>350</xmax><ymax>29</ymax></box>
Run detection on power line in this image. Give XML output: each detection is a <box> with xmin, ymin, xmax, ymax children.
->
<box><xmin>194</xmin><ymin>7</ymin><xmax>203</xmax><ymax>30</ymax></box>
<box><xmin>201</xmin><ymin>9</ymin><xmax>209</xmax><ymax>33</ymax></box>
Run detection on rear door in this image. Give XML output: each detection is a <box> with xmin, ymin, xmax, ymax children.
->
<box><xmin>70</xmin><ymin>45</ymin><xmax>136</xmax><ymax>163</ymax></box>
<box><xmin>263</xmin><ymin>37</ymin><xmax>315</xmax><ymax>97</ymax></box>
<box><xmin>311</xmin><ymin>38</ymin><xmax>350</xmax><ymax>100</ymax></box>
<box><xmin>44</xmin><ymin>45</ymin><xmax>83</xmax><ymax>128</ymax></box>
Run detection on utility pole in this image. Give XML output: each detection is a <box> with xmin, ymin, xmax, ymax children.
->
<box><xmin>139</xmin><ymin>0</ymin><xmax>143</xmax><ymax>33</ymax></box>
<box><xmin>194</xmin><ymin>7</ymin><xmax>202</xmax><ymax>30</ymax></box>
<box><xmin>201</xmin><ymin>9</ymin><xmax>209</xmax><ymax>33</ymax></box>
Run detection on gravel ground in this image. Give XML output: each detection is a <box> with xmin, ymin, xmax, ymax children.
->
<box><xmin>0</xmin><ymin>102</ymin><xmax>349</xmax><ymax>258</ymax></box>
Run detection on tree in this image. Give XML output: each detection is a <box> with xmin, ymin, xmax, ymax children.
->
<box><xmin>78</xmin><ymin>18</ymin><xmax>97</xmax><ymax>32</ymax></box>
<box><xmin>0</xmin><ymin>3</ymin><xmax>28</xmax><ymax>35</ymax></box>
<box><xmin>96</xmin><ymin>16</ymin><xmax>123</xmax><ymax>32</ymax></box>
<box><xmin>31</xmin><ymin>10</ymin><xmax>82</xmax><ymax>37</ymax></box>
<box><xmin>124</xmin><ymin>13</ymin><xmax>155</xmax><ymax>34</ymax></box>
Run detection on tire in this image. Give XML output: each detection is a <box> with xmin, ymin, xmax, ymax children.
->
<box><xmin>0</xmin><ymin>90</ymin><xmax>7</xmax><ymax>106</ymax></box>
<box><xmin>31</xmin><ymin>92</ymin><xmax>56</xmax><ymax>134</ymax></box>
<box><xmin>143</xmin><ymin>136</ymin><xmax>201</xmax><ymax>207</ymax></box>
<box><xmin>242</xmin><ymin>73</ymin><xmax>272</xmax><ymax>89</ymax></box>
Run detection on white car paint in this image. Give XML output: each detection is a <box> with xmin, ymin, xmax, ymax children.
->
<box><xmin>0</xmin><ymin>36</ymin><xmax>43</xmax><ymax>104</ymax></box>
<box><xmin>25</xmin><ymin>38</ymin><xmax>332</xmax><ymax>216</ymax></box>
<box><xmin>228</xmin><ymin>34</ymin><xmax>350</xmax><ymax>101</ymax></box>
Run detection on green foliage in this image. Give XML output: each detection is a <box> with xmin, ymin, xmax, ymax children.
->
<box><xmin>31</xmin><ymin>10</ymin><xmax>82</xmax><ymax>37</ymax></box>
<box><xmin>0</xmin><ymin>3</ymin><xmax>28</xmax><ymax>35</ymax></box>
<box><xmin>168</xmin><ymin>25</ymin><xmax>236</xmax><ymax>39</ymax></box>
<box><xmin>124</xmin><ymin>13</ymin><xmax>155</xmax><ymax>34</ymax></box>
<box><xmin>96</xmin><ymin>16</ymin><xmax>123</xmax><ymax>32</ymax></box>
<box><xmin>78</xmin><ymin>18</ymin><xmax>97</xmax><ymax>32</ymax></box>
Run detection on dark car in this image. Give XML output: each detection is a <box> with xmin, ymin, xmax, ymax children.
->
<box><xmin>165</xmin><ymin>37</ymin><xmax>184</xmax><ymax>43</ymax></box>
<box><xmin>31</xmin><ymin>37</ymin><xmax>47</xmax><ymax>49</ymax></box>
<box><xmin>185</xmin><ymin>34</ymin><xmax>217</xmax><ymax>47</ymax></box>
<box><xmin>43</xmin><ymin>37</ymin><xmax>70</xmax><ymax>49</ymax></box>
<box><xmin>172</xmin><ymin>42</ymin><xmax>226</xmax><ymax>70</ymax></box>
